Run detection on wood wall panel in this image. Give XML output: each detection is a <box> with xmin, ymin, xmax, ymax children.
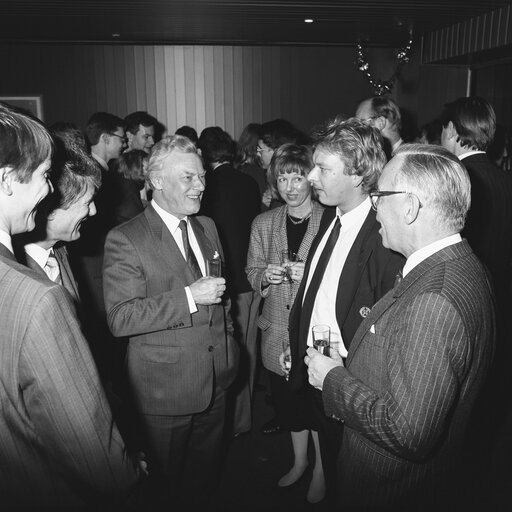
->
<box><xmin>0</xmin><ymin>43</ymin><xmax>404</xmax><ymax>137</ymax></box>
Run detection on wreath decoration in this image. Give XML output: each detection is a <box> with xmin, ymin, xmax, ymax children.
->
<box><xmin>356</xmin><ymin>35</ymin><xmax>413</xmax><ymax>95</ymax></box>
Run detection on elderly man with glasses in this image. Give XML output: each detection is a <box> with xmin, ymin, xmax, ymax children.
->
<box><xmin>306</xmin><ymin>143</ymin><xmax>495</xmax><ymax>510</ymax></box>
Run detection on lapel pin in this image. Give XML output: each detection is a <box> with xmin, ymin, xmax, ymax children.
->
<box><xmin>359</xmin><ymin>306</ymin><xmax>371</xmax><ymax>318</ymax></box>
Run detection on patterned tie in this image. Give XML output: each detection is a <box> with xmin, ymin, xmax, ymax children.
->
<box><xmin>44</xmin><ymin>250</ymin><xmax>62</xmax><ymax>284</ymax></box>
<box><xmin>303</xmin><ymin>217</ymin><xmax>341</xmax><ymax>307</ymax></box>
<box><xmin>178</xmin><ymin>219</ymin><xmax>202</xmax><ymax>280</ymax></box>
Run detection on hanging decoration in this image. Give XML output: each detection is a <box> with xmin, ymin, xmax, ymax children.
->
<box><xmin>355</xmin><ymin>34</ymin><xmax>413</xmax><ymax>95</ymax></box>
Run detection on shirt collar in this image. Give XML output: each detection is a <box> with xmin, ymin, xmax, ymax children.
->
<box><xmin>24</xmin><ymin>242</ymin><xmax>52</xmax><ymax>269</ymax></box>
<box><xmin>0</xmin><ymin>228</ymin><xmax>13</xmax><ymax>254</ymax></box>
<box><xmin>336</xmin><ymin>196</ymin><xmax>371</xmax><ymax>227</ymax></box>
<box><xmin>403</xmin><ymin>233</ymin><xmax>462</xmax><ymax>277</ymax></box>
<box><xmin>391</xmin><ymin>138</ymin><xmax>403</xmax><ymax>155</ymax></box>
<box><xmin>151</xmin><ymin>199</ymin><xmax>187</xmax><ymax>233</ymax></box>
<box><xmin>91</xmin><ymin>152</ymin><xmax>108</xmax><ymax>171</ymax></box>
<box><xmin>459</xmin><ymin>150</ymin><xmax>486</xmax><ymax>160</ymax></box>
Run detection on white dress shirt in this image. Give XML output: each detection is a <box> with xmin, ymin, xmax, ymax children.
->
<box><xmin>403</xmin><ymin>234</ymin><xmax>462</xmax><ymax>278</ymax></box>
<box><xmin>24</xmin><ymin>243</ymin><xmax>51</xmax><ymax>271</ymax></box>
<box><xmin>0</xmin><ymin>228</ymin><xmax>13</xmax><ymax>254</ymax></box>
<box><xmin>459</xmin><ymin>150</ymin><xmax>486</xmax><ymax>161</ymax></box>
<box><xmin>304</xmin><ymin>198</ymin><xmax>372</xmax><ymax>357</ymax></box>
<box><xmin>152</xmin><ymin>199</ymin><xmax>205</xmax><ymax>313</ymax></box>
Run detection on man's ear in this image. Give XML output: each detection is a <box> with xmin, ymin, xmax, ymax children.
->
<box><xmin>372</xmin><ymin>116</ymin><xmax>386</xmax><ymax>132</ymax></box>
<box><xmin>446</xmin><ymin>121</ymin><xmax>458</xmax><ymax>139</ymax></box>
<box><xmin>148</xmin><ymin>171</ymin><xmax>162</xmax><ymax>191</ymax></box>
<box><xmin>126</xmin><ymin>131</ymin><xmax>134</xmax><ymax>144</ymax></box>
<box><xmin>100</xmin><ymin>132</ymin><xmax>110</xmax><ymax>145</ymax></box>
<box><xmin>0</xmin><ymin>167</ymin><xmax>14</xmax><ymax>196</ymax></box>
<box><xmin>404</xmin><ymin>193</ymin><xmax>421</xmax><ymax>225</ymax></box>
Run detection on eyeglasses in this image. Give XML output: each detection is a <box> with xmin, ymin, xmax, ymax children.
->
<box><xmin>369</xmin><ymin>190</ymin><xmax>423</xmax><ymax>211</ymax></box>
<box><xmin>108</xmin><ymin>132</ymin><xmax>128</xmax><ymax>144</ymax></box>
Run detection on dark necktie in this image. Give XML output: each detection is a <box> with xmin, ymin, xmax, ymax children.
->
<box><xmin>303</xmin><ymin>217</ymin><xmax>341</xmax><ymax>308</ymax></box>
<box><xmin>178</xmin><ymin>219</ymin><xmax>202</xmax><ymax>280</ymax></box>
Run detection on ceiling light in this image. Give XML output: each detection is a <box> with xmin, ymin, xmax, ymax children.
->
<box><xmin>304</xmin><ymin>19</ymin><xmax>314</xmax><ymax>24</ymax></box>
<box><xmin>112</xmin><ymin>33</ymin><xmax>120</xmax><ymax>38</ymax></box>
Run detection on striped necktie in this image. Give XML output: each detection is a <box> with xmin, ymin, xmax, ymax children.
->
<box><xmin>45</xmin><ymin>250</ymin><xmax>62</xmax><ymax>284</ymax></box>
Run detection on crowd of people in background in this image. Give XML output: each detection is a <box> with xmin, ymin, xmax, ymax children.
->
<box><xmin>1</xmin><ymin>93</ymin><xmax>511</xmax><ymax>511</ymax></box>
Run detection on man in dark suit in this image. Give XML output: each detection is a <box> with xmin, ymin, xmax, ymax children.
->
<box><xmin>288</xmin><ymin>117</ymin><xmax>404</xmax><ymax>503</ymax></box>
<box><xmin>14</xmin><ymin>135</ymin><xmax>100</xmax><ymax>307</ymax></box>
<box><xmin>306</xmin><ymin>144</ymin><xmax>495</xmax><ymax>510</ymax></box>
<box><xmin>0</xmin><ymin>102</ymin><xmax>138</xmax><ymax>510</ymax></box>
<box><xmin>199</xmin><ymin>126</ymin><xmax>261</xmax><ymax>436</ymax></box>
<box><xmin>103</xmin><ymin>135</ymin><xmax>239</xmax><ymax>508</ymax></box>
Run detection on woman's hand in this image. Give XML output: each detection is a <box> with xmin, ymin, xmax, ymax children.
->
<box><xmin>288</xmin><ymin>261</ymin><xmax>305</xmax><ymax>283</ymax></box>
<box><xmin>262</xmin><ymin>263</ymin><xmax>286</xmax><ymax>286</ymax></box>
<box><xmin>279</xmin><ymin>345</ymin><xmax>292</xmax><ymax>378</ymax></box>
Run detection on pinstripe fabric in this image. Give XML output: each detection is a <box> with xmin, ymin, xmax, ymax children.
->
<box><xmin>0</xmin><ymin>253</ymin><xmax>137</xmax><ymax>510</ymax></box>
<box><xmin>245</xmin><ymin>202</ymin><xmax>324</xmax><ymax>375</ymax></box>
<box><xmin>322</xmin><ymin>241</ymin><xmax>495</xmax><ymax>508</ymax></box>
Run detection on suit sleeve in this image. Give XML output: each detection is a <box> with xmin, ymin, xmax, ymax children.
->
<box><xmin>103</xmin><ymin>228</ymin><xmax>192</xmax><ymax>337</ymax></box>
<box><xmin>19</xmin><ymin>285</ymin><xmax>138</xmax><ymax>497</ymax></box>
<box><xmin>245</xmin><ymin>216</ymin><xmax>270</xmax><ymax>298</ymax></box>
<box><xmin>323</xmin><ymin>292</ymin><xmax>469</xmax><ymax>461</ymax></box>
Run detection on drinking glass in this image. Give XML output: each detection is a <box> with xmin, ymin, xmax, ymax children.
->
<box><xmin>206</xmin><ymin>257</ymin><xmax>222</xmax><ymax>277</ymax></box>
<box><xmin>312</xmin><ymin>324</ymin><xmax>330</xmax><ymax>355</ymax></box>
<box><xmin>280</xmin><ymin>250</ymin><xmax>297</xmax><ymax>283</ymax></box>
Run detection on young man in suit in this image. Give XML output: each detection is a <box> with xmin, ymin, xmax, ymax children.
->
<box><xmin>0</xmin><ymin>103</ymin><xmax>138</xmax><ymax>509</ymax></box>
<box><xmin>288</xmin><ymin>117</ymin><xmax>404</xmax><ymax>503</ymax></box>
<box><xmin>306</xmin><ymin>144</ymin><xmax>495</xmax><ymax>509</ymax></box>
<box><xmin>103</xmin><ymin>135</ymin><xmax>238</xmax><ymax>508</ymax></box>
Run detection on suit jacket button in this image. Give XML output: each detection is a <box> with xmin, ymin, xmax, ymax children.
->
<box><xmin>208</xmin><ymin>345</ymin><xmax>214</xmax><ymax>352</ymax></box>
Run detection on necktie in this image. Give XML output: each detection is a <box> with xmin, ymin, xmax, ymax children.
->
<box><xmin>303</xmin><ymin>217</ymin><xmax>341</xmax><ymax>307</ymax></box>
<box><xmin>45</xmin><ymin>250</ymin><xmax>62</xmax><ymax>284</ymax></box>
<box><xmin>178</xmin><ymin>219</ymin><xmax>202</xmax><ymax>280</ymax></box>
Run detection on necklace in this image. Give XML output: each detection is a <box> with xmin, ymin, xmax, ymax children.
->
<box><xmin>287</xmin><ymin>211</ymin><xmax>312</xmax><ymax>225</ymax></box>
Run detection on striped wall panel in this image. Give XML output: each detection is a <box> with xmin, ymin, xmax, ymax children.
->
<box><xmin>422</xmin><ymin>4</ymin><xmax>512</xmax><ymax>63</ymax></box>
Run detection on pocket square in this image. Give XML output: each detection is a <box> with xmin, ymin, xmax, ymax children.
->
<box><xmin>370</xmin><ymin>324</ymin><xmax>376</xmax><ymax>334</ymax></box>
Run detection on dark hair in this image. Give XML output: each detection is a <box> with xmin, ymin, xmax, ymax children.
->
<box><xmin>50</xmin><ymin>122</ymin><xmax>87</xmax><ymax>151</ymax></box>
<box><xmin>124</xmin><ymin>111</ymin><xmax>158</xmax><ymax>135</ymax></box>
<box><xmin>0</xmin><ymin>101</ymin><xmax>53</xmax><ymax>184</ymax></box>
<box><xmin>175</xmin><ymin>125</ymin><xmax>198</xmax><ymax>144</ymax></box>
<box><xmin>440</xmin><ymin>97</ymin><xmax>496</xmax><ymax>151</ymax></box>
<box><xmin>259</xmin><ymin>119</ymin><xmax>309</xmax><ymax>149</ymax></box>
<box><xmin>85</xmin><ymin>112</ymin><xmax>125</xmax><ymax>146</ymax></box>
<box><xmin>110</xmin><ymin>149</ymin><xmax>148</xmax><ymax>184</ymax></box>
<box><xmin>418</xmin><ymin>118</ymin><xmax>442</xmax><ymax>145</ymax></box>
<box><xmin>366</xmin><ymin>96</ymin><xmax>402</xmax><ymax>132</ymax></box>
<box><xmin>235</xmin><ymin>123</ymin><xmax>261</xmax><ymax>168</ymax></box>
<box><xmin>198</xmin><ymin>127</ymin><xmax>236</xmax><ymax>166</ymax></box>
<box><xmin>49</xmin><ymin>140</ymin><xmax>101</xmax><ymax>211</ymax></box>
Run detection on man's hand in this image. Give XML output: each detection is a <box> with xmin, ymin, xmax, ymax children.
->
<box><xmin>190</xmin><ymin>277</ymin><xmax>226</xmax><ymax>305</ymax></box>
<box><xmin>304</xmin><ymin>347</ymin><xmax>343</xmax><ymax>390</ymax></box>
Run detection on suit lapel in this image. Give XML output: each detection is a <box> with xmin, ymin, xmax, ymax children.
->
<box><xmin>347</xmin><ymin>240</ymin><xmax>471</xmax><ymax>363</ymax></box>
<box><xmin>0</xmin><ymin>242</ymin><xmax>16</xmax><ymax>262</ymax></box>
<box><xmin>335</xmin><ymin>209</ymin><xmax>377</xmax><ymax>335</ymax></box>
<box><xmin>190</xmin><ymin>216</ymin><xmax>216</xmax><ymax>264</ymax></box>
<box><xmin>272</xmin><ymin>207</ymin><xmax>288</xmax><ymax>262</ymax></box>
<box><xmin>54</xmin><ymin>245</ymin><xmax>80</xmax><ymax>303</ymax></box>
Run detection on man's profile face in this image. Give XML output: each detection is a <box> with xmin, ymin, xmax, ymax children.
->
<box><xmin>375</xmin><ymin>158</ymin><xmax>404</xmax><ymax>252</ymax></box>
<box><xmin>156</xmin><ymin>151</ymin><xmax>205</xmax><ymax>218</ymax></box>
<box><xmin>129</xmin><ymin>124</ymin><xmax>155</xmax><ymax>153</ymax></box>
<box><xmin>10</xmin><ymin>158</ymin><xmax>53</xmax><ymax>234</ymax></box>
<box><xmin>105</xmin><ymin>126</ymin><xmax>126</xmax><ymax>161</ymax></box>
<box><xmin>47</xmin><ymin>183</ymin><xmax>96</xmax><ymax>242</ymax></box>
<box><xmin>308</xmin><ymin>147</ymin><xmax>358</xmax><ymax>210</ymax></box>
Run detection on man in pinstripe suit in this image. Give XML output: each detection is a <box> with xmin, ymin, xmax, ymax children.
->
<box><xmin>306</xmin><ymin>144</ymin><xmax>495</xmax><ymax>510</ymax></box>
<box><xmin>0</xmin><ymin>104</ymin><xmax>138</xmax><ymax>510</ymax></box>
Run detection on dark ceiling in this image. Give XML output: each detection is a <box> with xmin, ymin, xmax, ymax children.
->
<box><xmin>0</xmin><ymin>0</ymin><xmax>510</xmax><ymax>47</ymax></box>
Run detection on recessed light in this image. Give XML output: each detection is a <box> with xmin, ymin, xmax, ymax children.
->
<box><xmin>304</xmin><ymin>19</ymin><xmax>314</xmax><ymax>24</ymax></box>
<box><xmin>112</xmin><ymin>33</ymin><xmax>120</xmax><ymax>38</ymax></box>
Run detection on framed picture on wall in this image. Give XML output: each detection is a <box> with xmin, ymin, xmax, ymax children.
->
<box><xmin>0</xmin><ymin>95</ymin><xmax>44</xmax><ymax>121</ymax></box>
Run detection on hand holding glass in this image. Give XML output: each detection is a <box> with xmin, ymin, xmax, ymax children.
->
<box><xmin>280</xmin><ymin>250</ymin><xmax>297</xmax><ymax>283</ymax></box>
<box><xmin>312</xmin><ymin>324</ymin><xmax>330</xmax><ymax>355</ymax></box>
